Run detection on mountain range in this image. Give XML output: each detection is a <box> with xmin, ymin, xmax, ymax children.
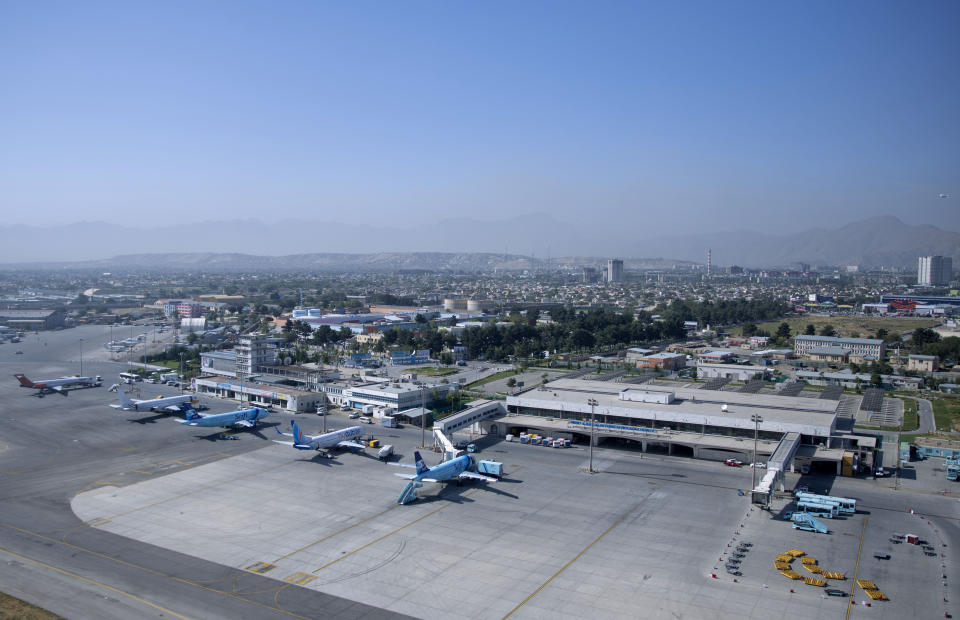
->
<box><xmin>0</xmin><ymin>215</ymin><xmax>956</xmax><ymax>270</ymax></box>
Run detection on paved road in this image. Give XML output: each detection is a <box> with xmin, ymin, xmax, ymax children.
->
<box><xmin>916</xmin><ymin>397</ymin><xmax>935</xmax><ymax>434</ymax></box>
<box><xmin>0</xmin><ymin>328</ymin><xmax>410</xmax><ymax>619</ymax></box>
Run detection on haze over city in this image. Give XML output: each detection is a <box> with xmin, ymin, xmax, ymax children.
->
<box><xmin>2</xmin><ymin>1</ymin><xmax>958</xmax><ymax>262</ymax></box>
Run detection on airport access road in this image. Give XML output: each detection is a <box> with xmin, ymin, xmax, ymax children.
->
<box><xmin>0</xmin><ymin>333</ymin><xmax>411</xmax><ymax>620</ymax></box>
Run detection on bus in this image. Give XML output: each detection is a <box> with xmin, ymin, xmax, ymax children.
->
<box><xmin>796</xmin><ymin>492</ymin><xmax>856</xmax><ymax>515</ymax></box>
<box><xmin>119</xmin><ymin>372</ymin><xmax>142</xmax><ymax>383</ymax></box>
<box><xmin>796</xmin><ymin>499</ymin><xmax>838</xmax><ymax>519</ymax></box>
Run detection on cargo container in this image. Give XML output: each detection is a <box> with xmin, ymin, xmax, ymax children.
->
<box><xmin>382</xmin><ymin>416</ymin><xmax>397</xmax><ymax>428</ymax></box>
<box><xmin>505</xmin><ymin>434</ymin><xmax>514</xmax><ymax>442</ymax></box>
<box><xmin>477</xmin><ymin>460</ymin><xmax>503</xmax><ymax>478</ymax></box>
<box><xmin>378</xmin><ymin>444</ymin><xmax>393</xmax><ymax>460</ymax></box>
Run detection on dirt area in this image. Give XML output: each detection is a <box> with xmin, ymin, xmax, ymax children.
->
<box><xmin>0</xmin><ymin>592</ymin><xmax>63</xmax><ymax>619</ymax></box>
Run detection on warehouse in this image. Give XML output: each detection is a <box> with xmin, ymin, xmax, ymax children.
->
<box><xmin>503</xmin><ymin>378</ymin><xmax>848</xmax><ymax>471</ymax></box>
<box><xmin>695</xmin><ymin>362</ymin><xmax>769</xmax><ymax>381</ymax></box>
<box><xmin>0</xmin><ymin>309</ymin><xmax>65</xmax><ymax>330</ymax></box>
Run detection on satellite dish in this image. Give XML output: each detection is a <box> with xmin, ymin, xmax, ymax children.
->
<box><xmin>284</xmin><ymin>356</ymin><xmax>292</xmax><ymax>365</ymax></box>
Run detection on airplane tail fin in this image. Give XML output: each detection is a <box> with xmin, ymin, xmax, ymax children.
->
<box><xmin>14</xmin><ymin>374</ymin><xmax>34</xmax><ymax>388</ymax></box>
<box><xmin>413</xmin><ymin>451</ymin><xmax>429</xmax><ymax>476</ymax></box>
<box><xmin>183</xmin><ymin>408</ymin><xmax>201</xmax><ymax>421</ymax></box>
<box><xmin>291</xmin><ymin>420</ymin><xmax>303</xmax><ymax>444</ymax></box>
<box><xmin>117</xmin><ymin>390</ymin><xmax>134</xmax><ymax>408</ymax></box>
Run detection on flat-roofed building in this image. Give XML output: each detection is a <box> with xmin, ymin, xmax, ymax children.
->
<box><xmin>807</xmin><ymin>345</ymin><xmax>850</xmax><ymax>363</ymax></box>
<box><xmin>503</xmin><ymin>378</ymin><xmax>846</xmax><ymax>470</ymax></box>
<box><xmin>696</xmin><ymin>362</ymin><xmax>768</xmax><ymax>381</ymax></box>
<box><xmin>794</xmin><ymin>334</ymin><xmax>885</xmax><ymax>360</ymax></box>
<box><xmin>635</xmin><ymin>352</ymin><xmax>686</xmax><ymax>370</ymax></box>
<box><xmin>191</xmin><ymin>377</ymin><xmax>323</xmax><ymax>412</ymax></box>
<box><xmin>907</xmin><ymin>354</ymin><xmax>939</xmax><ymax>373</ymax></box>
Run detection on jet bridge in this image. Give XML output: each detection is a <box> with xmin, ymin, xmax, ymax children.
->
<box><xmin>751</xmin><ymin>432</ymin><xmax>801</xmax><ymax>506</ymax></box>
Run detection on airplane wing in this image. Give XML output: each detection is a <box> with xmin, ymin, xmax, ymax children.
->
<box><xmin>388</xmin><ymin>463</ymin><xmax>417</xmax><ymax>469</ymax></box>
<box><xmin>458</xmin><ymin>472</ymin><xmax>497</xmax><ymax>482</ymax></box>
<box><xmin>109</xmin><ymin>404</ymin><xmax>129</xmax><ymax>410</ymax></box>
<box><xmin>393</xmin><ymin>473</ymin><xmax>418</xmax><ymax>480</ymax></box>
<box><xmin>337</xmin><ymin>440</ymin><xmax>367</xmax><ymax>449</ymax></box>
<box><xmin>233</xmin><ymin>420</ymin><xmax>255</xmax><ymax>428</ymax></box>
<box><xmin>275</xmin><ymin>428</ymin><xmax>294</xmax><ymax>438</ymax></box>
<box><xmin>163</xmin><ymin>405</ymin><xmax>184</xmax><ymax>413</ymax></box>
<box><xmin>273</xmin><ymin>440</ymin><xmax>295</xmax><ymax>446</ymax></box>
<box><xmin>52</xmin><ymin>386</ymin><xmax>63</xmax><ymax>392</ymax></box>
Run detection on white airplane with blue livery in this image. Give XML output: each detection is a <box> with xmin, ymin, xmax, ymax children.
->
<box><xmin>391</xmin><ymin>450</ymin><xmax>496</xmax><ymax>504</ymax></box>
<box><xmin>179</xmin><ymin>407</ymin><xmax>269</xmax><ymax>429</ymax></box>
<box><xmin>274</xmin><ymin>420</ymin><xmax>366</xmax><ymax>457</ymax></box>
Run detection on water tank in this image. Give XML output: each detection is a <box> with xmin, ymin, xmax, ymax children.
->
<box><xmin>466</xmin><ymin>300</ymin><xmax>483</xmax><ymax>312</ymax></box>
<box><xmin>444</xmin><ymin>299</ymin><xmax>467</xmax><ymax>311</ymax></box>
<box><xmin>307</xmin><ymin>308</ymin><xmax>324</xmax><ymax>317</ymax></box>
<box><xmin>291</xmin><ymin>309</ymin><xmax>307</xmax><ymax>318</ymax></box>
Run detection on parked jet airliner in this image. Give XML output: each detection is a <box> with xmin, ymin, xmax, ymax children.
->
<box><xmin>391</xmin><ymin>451</ymin><xmax>496</xmax><ymax>504</ymax></box>
<box><xmin>111</xmin><ymin>390</ymin><xmax>198</xmax><ymax>412</ymax></box>
<box><xmin>179</xmin><ymin>407</ymin><xmax>269</xmax><ymax>429</ymax></box>
<box><xmin>14</xmin><ymin>373</ymin><xmax>101</xmax><ymax>397</ymax></box>
<box><xmin>274</xmin><ymin>420</ymin><xmax>366</xmax><ymax>457</ymax></box>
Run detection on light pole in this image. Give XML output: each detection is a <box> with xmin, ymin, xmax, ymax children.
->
<box><xmin>179</xmin><ymin>352</ymin><xmax>184</xmax><ymax>395</ymax></box>
<box><xmin>751</xmin><ymin>414</ymin><xmax>763</xmax><ymax>491</ymax></box>
<box><xmin>79</xmin><ymin>339</ymin><xmax>84</xmax><ymax>377</ymax></box>
<box><xmin>587</xmin><ymin>398</ymin><xmax>598</xmax><ymax>473</ymax></box>
<box><xmin>420</xmin><ymin>385</ymin><xmax>426</xmax><ymax>449</ymax></box>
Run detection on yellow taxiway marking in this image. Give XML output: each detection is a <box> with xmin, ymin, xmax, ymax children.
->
<box><xmin>0</xmin><ymin>544</ymin><xmax>193</xmax><ymax>620</ymax></box>
<box><xmin>84</xmin><ymin>517</ymin><xmax>111</xmax><ymax>527</ymax></box>
<box><xmin>282</xmin><ymin>572</ymin><xmax>317</xmax><ymax>586</ymax></box>
<box><xmin>272</xmin><ymin>504</ymin><xmax>399</xmax><ymax>564</ymax></box>
<box><xmin>244</xmin><ymin>561</ymin><xmax>277</xmax><ymax>574</ymax></box>
<box><xmin>502</xmin><ymin>490</ymin><xmax>657</xmax><ymax>619</ymax></box>
<box><xmin>129</xmin><ymin>469</ymin><xmax>151</xmax><ymax>475</ymax></box>
<box><xmin>174</xmin><ymin>459</ymin><xmax>192</xmax><ymax>466</ymax></box>
<box><xmin>312</xmin><ymin>488</ymin><xmax>480</xmax><ymax>575</ymax></box>
<box><xmin>846</xmin><ymin>515</ymin><xmax>869</xmax><ymax>620</ymax></box>
<box><xmin>120</xmin><ymin>446</ymin><xmax>137</xmax><ymax>452</ymax></box>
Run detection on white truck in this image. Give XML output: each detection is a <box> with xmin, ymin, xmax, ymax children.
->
<box><xmin>159</xmin><ymin>372</ymin><xmax>179</xmax><ymax>384</ymax></box>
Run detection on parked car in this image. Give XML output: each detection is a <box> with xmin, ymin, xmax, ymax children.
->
<box><xmin>15</xmin><ymin>350</ymin><xmax>23</xmax><ymax>355</ymax></box>
<box><xmin>360</xmin><ymin>417</ymin><xmax>374</xmax><ymax>424</ymax></box>
<box><xmin>750</xmin><ymin>462</ymin><xmax>766</xmax><ymax>468</ymax></box>
<box><xmin>825</xmin><ymin>589</ymin><xmax>847</xmax><ymax>597</ymax></box>
<box><xmin>724</xmin><ymin>459</ymin><xmax>743</xmax><ymax>467</ymax></box>
<box><xmin>349</xmin><ymin>412</ymin><xmax>360</xmax><ymax>419</ymax></box>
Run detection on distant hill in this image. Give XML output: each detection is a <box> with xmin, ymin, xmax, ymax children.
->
<box><xmin>660</xmin><ymin>216</ymin><xmax>960</xmax><ymax>269</ymax></box>
<box><xmin>0</xmin><ymin>215</ymin><xmax>956</xmax><ymax>269</ymax></box>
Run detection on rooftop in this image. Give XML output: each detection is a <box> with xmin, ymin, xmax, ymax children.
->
<box><xmin>795</xmin><ymin>335</ymin><xmax>883</xmax><ymax>345</ymax></box>
<box><xmin>509</xmin><ymin>378</ymin><xmax>838</xmax><ymax>435</ymax></box>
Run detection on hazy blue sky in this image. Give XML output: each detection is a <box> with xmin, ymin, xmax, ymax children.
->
<box><xmin>2</xmin><ymin>1</ymin><xmax>958</xmax><ymax>236</ymax></box>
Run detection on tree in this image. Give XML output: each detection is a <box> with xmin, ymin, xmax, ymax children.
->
<box><xmin>742</xmin><ymin>323</ymin><xmax>758</xmax><ymax>337</ymax></box>
<box><xmin>775</xmin><ymin>322</ymin><xmax>792</xmax><ymax>341</ymax></box>
<box><xmin>804</xmin><ymin>324</ymin><xmax>816</xmax><ymax>336</ymax></box>
<box><xmin>818</xmin><ymin>324</ymin><xmax>836</xmax><ymax>337</ymax></box>
<box><xmin>506</xmin><ymin>377</ymin><xmax>517</xmax><ymax>388</ymax></box>
<box><xmin>875</xmin><ymin>328</ymin><xmax>888</xmax><ymax>342</ymax></box>
<box><xmin>870</xmin><ymin>372</ymin><xmax>883</xmax><ymax>387</ymax></box>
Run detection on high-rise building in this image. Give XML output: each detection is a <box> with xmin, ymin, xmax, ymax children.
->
<box><xmin>918</xmin><ymin>256</ymin><xmax>953</xmax><ymax>286</ymax></box>
<box><xmin>607</xmin><ymin>259</ymin><xmax>624</xmax><ymax>283</ymax></box>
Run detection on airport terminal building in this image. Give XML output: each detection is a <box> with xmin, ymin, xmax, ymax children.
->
<box><xmin>503</xmin><ymin>378</ymin><xmax>870</xmax><ymax>475</ymax></box>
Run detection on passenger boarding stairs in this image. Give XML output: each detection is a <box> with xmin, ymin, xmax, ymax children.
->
<box><xmin>792</xmin><ymin>512</ymin><xmax>828</xmax><ymax>534</ymax></box>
